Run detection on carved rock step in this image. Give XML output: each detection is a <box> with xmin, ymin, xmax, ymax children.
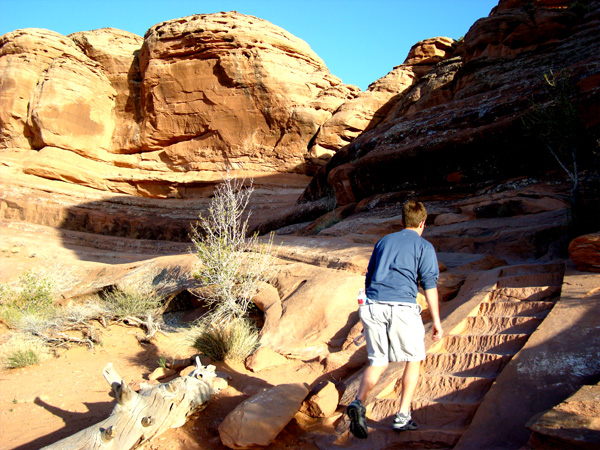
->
<box><xmin>496</xmin><ymin>272</ymin><xmax>563</xmax><ymax>289</ymax></box>
<box><xmin>463</xmin><ymin>315</ymin><xmax>544</xmax><ymax>335</ymax></box>
<box><xmin>424</xmin><ymin>353</ymin><xmax>512</xmax><ymax>377</ymax></box>
<box><xmin>477</xmin><ymin>300</ymin><xmax>555</xmax><ymax>318</ymax></box>
<box><xmin>369</xmin><ymin>398</ymin><xmax>479</xmax><ymax>430</ymax></box>
<box><xmin>491</xmin><ymin>285</ymin><xmax>561</xmax><ymax>302</ymax></box>
<box><xmin>416</xmin><ymin>375</ymin><xmax>495</xmax><ymax>402</ymax></box>
<box><xmin>442</xmin><ymin>333</ymin><xmax>530</xmax><ymax>355</ymax></box>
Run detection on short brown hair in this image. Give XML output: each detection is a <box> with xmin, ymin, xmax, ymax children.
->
<box><xmin>402</xmin><ymin>200</ymin><xmax>427</xmax><ymax>228</ymax></box>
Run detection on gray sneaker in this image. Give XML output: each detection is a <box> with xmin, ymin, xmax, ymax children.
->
<box><xmin>393</xmin><ymin>411</ymin><xmax>418</xmax><ymax>431</ymax></box>
<box><xmin>346</xmin><ymin>400</ymin><xmax>368</xmax><ymax>439</ymax></box>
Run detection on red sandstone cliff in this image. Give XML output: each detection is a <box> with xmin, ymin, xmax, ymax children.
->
<box><xmin>301</xmin><ymin>0</ymin><xmax>600</xmax><ymax>206</ymax></box>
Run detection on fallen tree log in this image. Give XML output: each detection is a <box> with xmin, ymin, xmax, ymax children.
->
<box><xmin>41</xmin><ymin>358</ymin><xmax>222</xmax><ymax>449</ymax></box>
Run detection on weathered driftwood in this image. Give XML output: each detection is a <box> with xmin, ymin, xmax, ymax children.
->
<box><xmin>41</xmin><ymin>358</ymin><xmax>219</xmax><ymax>450</ymax></box>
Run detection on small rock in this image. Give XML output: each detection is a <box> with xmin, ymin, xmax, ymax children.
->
<box><xmin>211</xmin><ymin>377</ymin><xmax>229</xmax><ymax>392</ymax></box>
<box><xmin>245</xmin><ymin>346</ymin><xmax>289</xmax><ymax>372</ymax></box>
<box><xmin>148</xmin><ymin>367</ymin><xmax>177</xmax><ymax>381</ymax></box>
<box><xmin>301</xmin><ymin>381</ymin><xmax>340</xmax><ymax>418</ymax></box>
<box><xmin>179</xmin><ymin>365</ymin><xmax>195</xmax><ymax>378</ymax></box>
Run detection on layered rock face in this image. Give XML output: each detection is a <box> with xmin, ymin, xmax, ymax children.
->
<box><xmin>301</xmin><ymin>0</ymin><xmax>600</xmax><ymax>205</ymax></box>
<box><xmin>0</xmin><ymin>12</ymin><xmax>358</xmax><ymax>197</ymax></box>
<box><xmin>137</xmin><ymin>12</ymin><xmax>358</xmax><ymax>173</ymax></box>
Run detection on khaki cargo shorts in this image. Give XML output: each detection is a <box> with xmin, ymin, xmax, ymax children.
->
<box><xmin>359</xmin><ymin>301</ymin><xmax>426</xmax><ymax>366</ymax></box>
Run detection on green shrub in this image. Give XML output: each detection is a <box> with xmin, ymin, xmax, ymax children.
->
<box><xmin>313</xmin><ymin>212</ymin><xmax>342</xmax><ymax>234</ymax></box>
<box><xmin>0</xmin><ymin>271</ymin><xmax>57</xmax><ymax>329</ymax></box>
<box><xmin>185</xmin><ymin>317</ymin><xmax>259</xmax><ymax>362</ymax></box>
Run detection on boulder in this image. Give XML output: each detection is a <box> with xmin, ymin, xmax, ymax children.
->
<box><xmin>569</xmin><ymin>232</ymin><xmax>600</xmax><ymax>273</ymax></box>
<box><xmin>259</xmin><ymin>261</ymin><xmax>364</xmax><ymax>357</ymax></box>
<box><xmin>245</xmin><ymin>346</ymin><xmax>289</xmax><ymax>373</ymax></box>
<box><xmin>218</xmin><ymin>382</ymin><xmax>309</xmax><ymax>449</ymax></box>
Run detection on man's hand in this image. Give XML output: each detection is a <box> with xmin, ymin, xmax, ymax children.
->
<box><xmin>432</xmin><ymin>321</ymin><xmax>443</xmax><ymax>341</ymax></box>
<box><xmin>424</xmin><ymin>288</ymin><xmax>443</xmax><ymax>342</ymax></box>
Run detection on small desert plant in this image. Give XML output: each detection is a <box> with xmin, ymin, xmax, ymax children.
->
<box><xmin>0</xmin><ymin>271</ymin><xmax>57</xmax><ymax>329</ymax></box>
<box><xmin>157</xmin><ymin>355</ymin><xmax>168</xmax><ymax>368</ymax></box>
<box><xmin>313</xmin><ymin>212</ymin><xmax>343</xmax><ymax>234</ymax></box>
<box><xmin>190</xmin><ymin>174</ymin><xmax>277</xmax><ymax>325</ymax></box>
<box><xmin>0</xmin><ymin>334</ymin><xmax>48</xmax><ymax>369</ymax></box>
<box><xmin>101</xmin><ymin>285</ymin><xmax>163</xmax><ymax>320</ymax></box>
<box><xmin>6</xmin><ymin>349</ymin><xmax>38</xmax><ymax>369</ymax></box>
<box><xmin>184</xmin><ymin>317</ymin><xmax>259</xmax><ymax>362</ymax></box>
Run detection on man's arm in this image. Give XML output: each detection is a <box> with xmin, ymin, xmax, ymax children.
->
<box><xmin>424</xmin><ymin>288</ymin><xmax>443</xmax><ymax>341</ymax></box>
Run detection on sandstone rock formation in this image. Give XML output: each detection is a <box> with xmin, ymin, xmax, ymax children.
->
<box><xmin>301</xmin><ymin>0</ymin><xmax>600</xmax><ymax>205</ymax></box>
<box><xmin>301</xmin><ymin>381</ymin><xmax>340</xmax><ymax>418</ymax></box>
<box><xmin>137</xmin><ymin>12</ymin><xmax>359</xmax><ymax>174</ymax></box>
<box><xmin>0</xmin><ymin>28</ymin><xmax>108</xmax><ymax>150</ymax></box>
<box><xmin>524</xmin><ymin>382</ymin><xmax>600</xmax><ymax>449</ymax></box>
<box><xmin>259</xmin><ymin>261</ymin><xmax>365</xmax><ymax>357</ymax></box>
<box><xmin>0</xmin><ymin>12</ymin><xmax>359</xmax><ymax>198</ymax></box>
<box><xmin>245</xmin><ymin>346</ymin><xmax>289</xmax><ymax>373</ymax></box>
<box><xmin>305</xmin><ymin>37</ymin><xmax>456</xmax><ymax>173</ymax></box>
<box><xmin>70</xmin><ymin>28</ymin><xmax>144</xmax><ymax>153</ymax></box>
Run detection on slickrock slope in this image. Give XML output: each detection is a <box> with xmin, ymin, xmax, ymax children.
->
<box><xmin>326</xmin><ymin>262</ymin><xmax>567</xmax><ymax>450</ymax></box>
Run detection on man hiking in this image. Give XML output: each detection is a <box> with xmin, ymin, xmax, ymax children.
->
<box><xmin>346</xmin><ymin>200</ymin><xmax>443</xmax><ymax>439</ymax></box>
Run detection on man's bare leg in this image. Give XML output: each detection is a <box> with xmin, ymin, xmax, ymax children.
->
<box><xmin>356</xmin><ymin>364</ymin><xmax>388</xmax><ymax>404</ymax></box>
<box><xmin>398</xmin><ymin>360</ymin><xmax>421</xmax><ymax>414</ymax></box>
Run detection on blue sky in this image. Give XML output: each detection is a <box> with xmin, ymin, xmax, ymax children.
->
<box><xmin>0</xmin><ymin>0</ymin><xmax>498</xmax><ymax>90</ymax></box>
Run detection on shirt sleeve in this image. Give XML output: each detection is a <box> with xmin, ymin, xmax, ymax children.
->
<box><xmin>418</xmin><ymin>244</ymin><xmax>439</xmax><ymax>290</ymax></box>
<box><xmin>365</xmin><ymin>241</ymin><xmax>379</xmax><ymax>288</ymax></box>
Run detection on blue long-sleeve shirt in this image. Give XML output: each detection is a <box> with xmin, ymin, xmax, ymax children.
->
<box><xmin>365</xmin><ymin>229</ymin><xmax>439</xmax><ymax>304</ymax></box>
